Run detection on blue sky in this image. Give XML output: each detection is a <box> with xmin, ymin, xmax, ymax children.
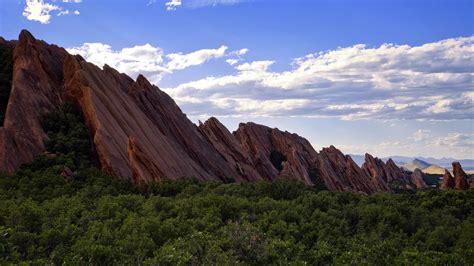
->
<box><xmin>1</xmin><ymin>0</ymin><xmax>473</xmax><ymax>158</ymax></box>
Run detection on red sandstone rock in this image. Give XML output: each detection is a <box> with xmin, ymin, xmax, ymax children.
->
<box><xmin>411</xmin><ymin>168</ymin><xmax>428</xmax><ymax>189</ymax></box>
<box><xmin>318</xmin><ymin>147</ymin><xmax>389</xmax><ymax>193</ymax></box>
<box><xmin>452</xmin><ymin>162</ymin><xmax>469</xmax><ymax>190</ymax></box>
<box><xmin>0</xmin><ymin>30</ymin><xmax>400</xmax><ymax>194</ymax></box>
<box><xmin>0</xmin><ymin>30</ymin><xmax>68</xmax><ymax>172</ymax></box>
<box><xmin>199</xmin><ymin>117</ymin><xmax>262</xmax><ymax>182</ymax></box>
<box><xmin>441</xmin><ymin>169</ymin><xmax>455</xmax><ymax>190</ymax></box>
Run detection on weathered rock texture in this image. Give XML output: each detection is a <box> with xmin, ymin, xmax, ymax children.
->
<box><xmin>411</xmin><ymin>169</ymin><xmax>428</xmax><ymax>189</ymax></box>
<box><xmin>0</xmin><ymin>30</ymin><xmax>424</xmax><ymax>194</ymax></box>
<box><xmin>452</xmin><ymin>162</ymin><xmax>469</xmax><ymax>190</ymax></box>
<box><xmin>441</xmin><ymin>169</ymin><xmax>456</xmax><ymax>190</ymax></box>
<box><xmin>362</xmin><ymin>154</ymin><xmax>410</xmax><ymax>184</ymax></box>
<box><xmin>0</xmin><ymin>30</ymin><xmax>68</xmax><ymax>172</ymax></box>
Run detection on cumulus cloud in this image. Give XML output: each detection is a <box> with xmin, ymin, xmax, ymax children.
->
<box><xmin>413</xmin><ymin>129</ymin><xmax>431</xmax><ymax>141</ymax></box>
<box><xmin>23</xmin><ymin>0</ymin><xmax>60</xmax><ymax>24</ymax></box>
<box><xmin>23</xmin><ymin>0</ymin><xmax>81</xmax><ymax>23</ymax></box>
<box><xmin>433</xmin><ymin>132</ymin><xmax>473</xmax><ymax>147</ymax></box>
<box><xmin>165</xmin><ymin>36</ymin><xmax>474</xmax><ymax>121</ymax></box>
<box><xmin>166</xmin><ymin>45</ymin><xmax>228</xmax><ymax>70</ymax></box>
<box><xmin>165</xmin><ymin>0</ymin><xmax>182</xmax><ymax>10</ymax></box>
<box><xmin>67</xmin><ymin>43</ymin><xmax>238</xmax><ymax>83</ymax></box>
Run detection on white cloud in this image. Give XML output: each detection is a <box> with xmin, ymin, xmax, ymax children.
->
<box><xmin>23</xmin><ymin>0</ymin><xmax>60</xmax><ymax>24</ymax></box>
<box><xmin>165</xmin><ymin>36</ymin><xmax>474</xmax><ymax>121</ymax></box>
<box><xmin>67</xmin><ymin>43</ymin><xmax>237</xmax><ymax>84</ymax></box>
<box><xmin>163</xmin><ymin>0</ymin><xmax>245</xmax><ymax>10</ymax></box>
<box><xmin>165</xmin><ymin>0</ymin><xmax>182</xmax><ymax>10</ymax></box>
<box><xmin>23</xmin><ymin>0</ymin><xmax>81</xmax><ymax>23</ymax></box>
<box><xmin>433</xmin><ymin>132</ymin><xmax>473</xmax><ymax>147</ymax></box>
<box><xmin>226</xmin><ymin>59</ymin><xmax>239</xmax><ymax>66</ymax></box>
<box><xmin>413</xmin><ymin>129</ymin><xmax>431</xmax><ymax>141</ymax></box>
<box><xmin>57</xmin><ymin>9</ymin><xmax>69</xmax><ymax>16</ymax></box>
<box><xmin>68</xmin><ymin>43</ymin><xmax>168</xmax><ymax>83</ymax></box>
<box><xmin>166</xmin><ymin>45</ymin><xmax>228</xmax><ymax>70</ymax></box>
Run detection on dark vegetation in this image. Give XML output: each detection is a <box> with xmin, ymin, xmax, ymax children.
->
<box><xmin>0</xmin><ymin>42</ymin><xmax>13</xmax><ymax>125</ymax></box>
<box><xmin>0</xmin><ymin>104</ymin><xmax>473</xmax><ymax>265</ymax></box>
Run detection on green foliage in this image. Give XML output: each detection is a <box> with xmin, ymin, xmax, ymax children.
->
<box><xmin>0</xmin><ymin>43</ymin><xmax>13</xmax><ymax>125</ymax></box>
<box><xmin>0</xmin><ymin>103</ymin><xmax>473</xmax><ymax>264</ymax></box>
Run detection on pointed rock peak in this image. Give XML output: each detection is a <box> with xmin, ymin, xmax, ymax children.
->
<box><xmin>364</xmin><ymin>153</ymin><xmax>376</xmax><ymax>161</ymax></box>
<box><xmin>441</xmin><ymin>168</ymin><xmax>455</xmax><ymax>190</ymax></box>
<box><xmin>444</xmin><ymin>168</ymin><xmax>452</xmax><ymax>177</ymax></box>
<box><xmin>19</xmin><ymin>29</ymin><xmax>36</xmax><ymax>43</ymax></box>
<box><xmin>386</xmin><ymin>158</ymin><xmax>400</xmax><ymax>168</ymax></box>
<box><xmin>129</xmin><ymin>74</ymin><xmax>153</xmax><ymax>94</ymax></box>
<box><xmin>452</xmin><ymin>161</ymin><xmax>469</xmax><ymax>190</ymax></box>
<box><xmin>452</xmin><ymin>162</ymin><xmax>465</xmax><ymax>173</ymax></box>
<box><xmin>136</xmin><ymin>74</ymin><xmax>152</xmax><ymax>87</ymax></box>
<box><xmin>322</xmin><ymin>145</ymin><xmax>337</xmax><ymax>152</ymax></box>
<box><xmin>205</xmin><ymin>117</ymin><xmax>221</xmax><ymax>125</ymax></box>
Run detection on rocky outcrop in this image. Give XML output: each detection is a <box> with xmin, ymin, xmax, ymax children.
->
<box><xmin>199</xmin><ymin>118</ymin><xmax>262</xmax><ymax>182</ymax></box>
<box><xmin>234</xmin><ymin>122</ymin><xmax>316</xmax><ymax>184</ymax></box>
<box><xmin>441</xmin><ymin>169</ymin><xmax>455</xmax><ymax>190</ymax></box>
<box><xmin>362</xmin><ymin>154</ymin><xmax>410</xmax><ymax>184</ymax></box>
<box><xmin>0</xmin><ymin>30</ymin><xmax>404</xmax><ymax>194</ymax></box>
<box><xmin>452</xmin><ymin>162</ymin><xmax>469</xmax><ymax>190</ymax></box>
<box><xmin>234</xmin><ymin>123</ymin><xmax>389</xmax><ymax>193</ymax></box>
<box><xmin>0</xmin><ymin>30</ymin><xmax>68</xmax><ymax>172</ymax></box>
<box><xmin>318</xmin><ymin>146</ymin><xmax>389</xmax><ymax>193</ymax></box>
<box><xmin>411</xmin><ymin>169</ymin><xmax>428</xmax><ymax>189</ymax></box>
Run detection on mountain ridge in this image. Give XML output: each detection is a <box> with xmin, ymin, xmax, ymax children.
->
<box><xmin>0</xmin><ymin>30</ymin><xmax>472</xmax><ymax>193</ymax></box>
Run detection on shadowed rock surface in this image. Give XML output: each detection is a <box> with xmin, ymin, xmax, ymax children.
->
<box><xmin>0</xmin><ymin>30</ymin><xmax>68</xmax><ymax>172</ymax></box>
<box><xmin>441</xmin><ymin>169</ymin><xmax>456</xmax><ymax>190</ymax></box>
<box><xmin>411</xmin><ymin>168</ymin><xmax>428</xmax><ymax>189</ymax></box>
<box><xmin>452</xmin><ymin>162</ymin><xmax>469</xmax><ymax>190</ymax></box>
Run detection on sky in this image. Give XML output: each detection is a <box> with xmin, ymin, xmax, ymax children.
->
<box><xmin>0</xmin><ymin>0</ymin><xmax>473</xmax><ymax>159</ymax></box>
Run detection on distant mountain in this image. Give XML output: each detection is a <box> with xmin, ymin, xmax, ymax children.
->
<box><xmin>423</xmin><ymin>164</ymin><xmax>447</xmax><ymax>175</ymax></box>
<box><xmin>350</xmin><ymin>154</ymin><xmax>474</xmax><ymax>171</ymax></box>
<box><xmin>400</xmin><ymin>159</ymin><xmax>431</xmax><ymax>172</ymax></box>
<box><xmin>383</xmin><ymin>156</ymin><xmax>474</xmax><ymax>170</ymax></box>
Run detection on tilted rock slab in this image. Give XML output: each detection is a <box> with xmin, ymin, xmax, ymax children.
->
<box><xmin>0</xmin><ymin>30</ymin><xmax>392</xmax><ymax>193</ymax></box>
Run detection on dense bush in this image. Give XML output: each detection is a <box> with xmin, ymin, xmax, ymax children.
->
<box><xmin>0</xmin><ymin>104</ymin><xmax>473</xmax><ymax>264</ymax></box>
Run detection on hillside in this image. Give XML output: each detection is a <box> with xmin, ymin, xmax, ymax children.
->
<box><xmin>400</xmin><ymin>159</ymin><xmax>432</xmax><ymax>172</ymax></box>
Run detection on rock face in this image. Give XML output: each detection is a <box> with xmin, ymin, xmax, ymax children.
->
<box><xmin>411</xmin><ymin>169</ymin><xmax>428</xmax><ymax>189</ymax></box>
<box><xmin>0</xmin><ymin>30</ymin><xmax>68</xmax><ymax>172</ymax></box>
<box><xmin>0</xmin><ymin>30</ymin><xmax>398</xmax><ymax>194</ymax></box>
<box><xmin>362</xmin><ymin>154</ymin><xmax>409</xmax><ymax>184</ymax></box>
<box><xmin>317</xmin><ymin>146</ymin><xmax>389</xmax><ymax>193</ymax></box>
<box><xmin>234</xmin><ymin>123</ymin><xmax>388</xmax><ymax>193</ymax></box>
<box><xmin>441</xmin><ymin>169</ymin><xmax>455</xmax><ymax>190</ymax></box>
<box><xmin>452</xmin><ymin>162</ymin><xmax>469</xmax><ymax>190</ymax></box>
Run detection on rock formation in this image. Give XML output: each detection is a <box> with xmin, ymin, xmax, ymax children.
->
<box><xmin>0</xmin><ymin>30</ymin><xmax>411</xmax><ymax>194</ymax></box>
<box><xmin>362</xmin><ymin>154</ymin><xmax>410</xmax><ymax>184</ymax></box>
<box><xmin>441</xmin><ymin>169</ymin><xmax>455</xmax><ymax>190</ymax></box>
<box><xmin>411</xmin><ymin>169</ymin><xmax>428</xmax><ymax>189</ymax></box>
<box><xmin>0</xmin><ymin>30</ymin><xmax>68</xmax><ymax>172</ymax></box>
<box><xmin>452</xmin><ymin>162</ymin><xmax>469</xmax><ymax>190</ymax></box>
<box><xmin>318</xmin><ymin>146</ymin><xmax>389</xmax><ymax>193</ymax></box>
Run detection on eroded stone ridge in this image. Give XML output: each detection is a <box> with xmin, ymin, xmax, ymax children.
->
<box><xmin>1</xmin><ymin>30</ymin><xmax>465</xmax><ymax>194</ymax></box>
